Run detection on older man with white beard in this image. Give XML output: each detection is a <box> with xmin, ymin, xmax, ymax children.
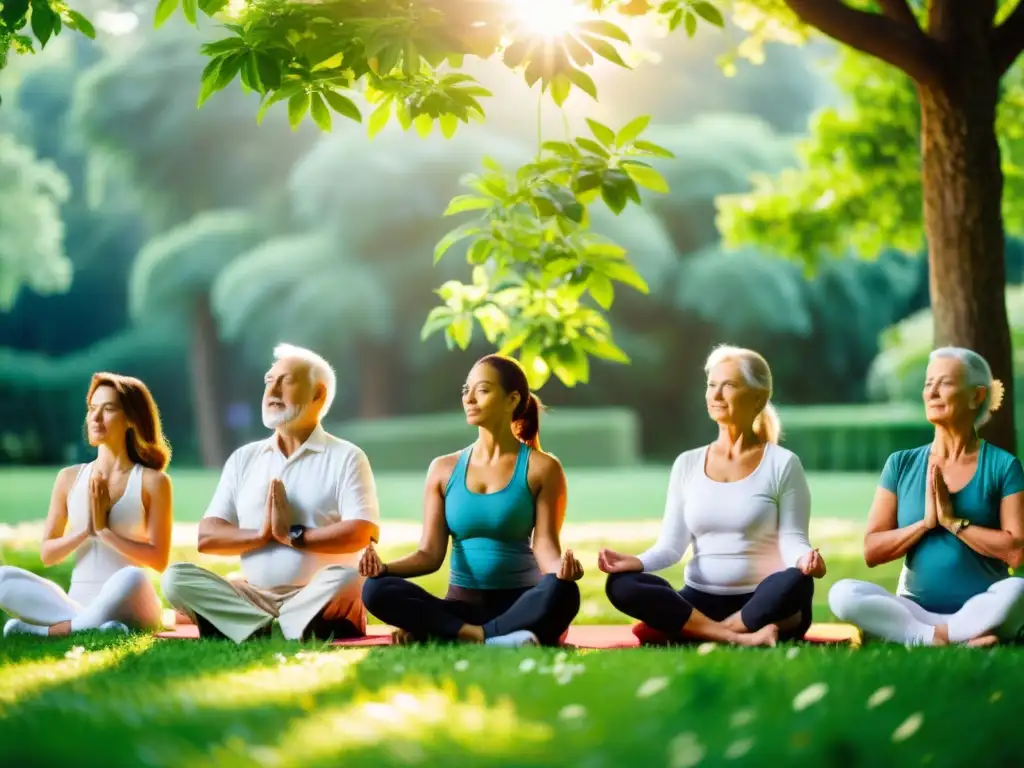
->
<box><xmin>161</xmin><ymin>344</ymin><xmax>381</xmax><ymax>642</ymax></box>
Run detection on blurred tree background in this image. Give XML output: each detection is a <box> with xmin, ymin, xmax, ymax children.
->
<box><xmin>2</xmin><ymin>9</ymin><xmax>1022</xmax><ymax>468</ymax></box>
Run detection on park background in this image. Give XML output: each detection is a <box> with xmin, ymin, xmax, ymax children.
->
<box><xmin>2</xmin><ymin>3</ymin><xmax>1024</xmax><ymax>767</ymax></box>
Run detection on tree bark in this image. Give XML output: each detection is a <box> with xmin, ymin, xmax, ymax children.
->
<box><xmin>190</xmin><ymin>293</ymin><xmax>228</xmax><ymax>467</ymax></box>
<box><xmin>919</xmin><ymin>21</ymin><xmax>1015</xmax><ymax>453</ymax></box>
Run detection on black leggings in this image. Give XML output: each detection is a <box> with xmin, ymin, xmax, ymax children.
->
<box><xmin>362</xmin><ymin>574</ymin><xmax>581</xmax><ymax>646</ymax></box>
<box><xmin>606</xmin><ymin>567</ymin><xmax>814</xmax><ymax>641</ymax></box>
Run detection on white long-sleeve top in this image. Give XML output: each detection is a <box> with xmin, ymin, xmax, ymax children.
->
<box><xmin>637</xmin><ymin>443</ymin><xmax>813</xmax><ymax>595</ymax></box>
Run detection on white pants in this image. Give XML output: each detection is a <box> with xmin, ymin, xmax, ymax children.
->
<box><xmin>0</xmin><ymin>565</ymin><xmax>163</xmax><ymax>632</ymax></box>
<box><xmin>829</xmin><ymin>577</ymin><xmax>1024</xmax><ymax>645</ymax></box>
<box><xmin>161</xmin><ymin>562</ymin><xmax>365</xmax><ymax>644</ymax></box>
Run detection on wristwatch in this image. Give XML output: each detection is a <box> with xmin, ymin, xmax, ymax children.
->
<box><xmin>952</xmin><ymin>518</ymin><xmax>971</xmax><ymax>536</ymax></box>
<box><xmin>289</xmin><ymin>524</ymin><xmax>307</xmax><ymax>548</ymax></box>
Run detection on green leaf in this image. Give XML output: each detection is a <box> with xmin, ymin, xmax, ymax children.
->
<box><xmin>565</xmin><ymin>36</ymin><xmax>594</xmax><ymax>67</ymax></box>
<box><xmin>288</xmin><ymin>92</ymin><xmax>310</xmax><ymax>129</ymax></box>
<box><xmin>467</xmin><ymin>239</ymin><xmax>493</xmax><ymax>265</ymax></box>
<box><xmin>633</xmin><ymin>139</ymin><xmax>675</xmax><ymax>159</ymax></box>
<box><xmin>434</xmin><ymin>222</ymin><xmax>482</xmax><ymax>264</ymax></box>
<box><xmin>255</xmin><ymin>85</ymin><xmax>299</xmax><ymax>124</ymax></box>
<box><xmin>616</xmin><ymin>115</ymin><xmax>651</xmax><ymax>146</ymax></box>
<box><xmin>181</xmin><ymin>0</ymin><xmax>198</xmax><ymax>25</ymax></box>
<box><xmin>255</xmin><ymin>53</ymin><xmax>282</xmax><ymax>91</ymax></box>
<box><xmin>601</xmin><ymin>172</ymin><xmax>630</xmax><ymax>214</ymax></box>
<box><xmin>1</xmin><ymin>0</ymin><xmax>29</xmax><ymax>28</ymax></box>
<box><xmin>576</xmin><ymin>137</ymin><xmax>610</xmax><ymax>159</ymax></box>
<box><xmin>600</xmin><ymin>261</ymin><xmax>649</xmax><ymax>293</ymax></box>
<box><xmin>413</xmin><ymin>113</ymin><xmax>434</xmax><ymax>137</ymax></box>
<box><xmin>199</xmin><ymin>0</ymin><xmax>230</xmax><ymax>14</ymax></box>
<box><xmin>421</xmin><ymin>306</ymin><xmax>454</xmax><ymax>340</ymax></box>
<box><xmin>566</xmin><ymin>68</ymin><xmax>597</xmax><ymax>100</ymax></box>
<box><xmin>575</xmin><ymin>19</ymin><xmax>631</xmax><ymax>43</ymax></box>
<box><xmin>685</xmin><ymin>11</ymin><xmax>697</xmax><ymax>37</ymax></box>
<box><xmin>310</xmin><ymin>93</ymin><xmax>332</xmax><ymax>131</ymax></box>
<box><xmin>586</xmin><ymin>118</ymin><xmax>616</xmax><ymax>148</ymax></box>
<box><xmin>550</xmin><ymin>73</ymin><xmax>571</xmax><ymax>107</ymax></box>
<box><xmin>503</xmin><ymin>39</ymin><xmax>532</xmax><ymax>69</ymax></box>
<box><xmin>623</xmin><ymin>163</ymin><xmax>670</xmax><ymax>193</ymax></box>
<box><xmin>367</xmin><ymin>100</ymin><xmax>391</xmax><ymax>137</ymax></box>
<box><xmin>692</xmin><ymin>1</ymin><xmax>725</xmax><ymax>27</ymax></box>
<box><xmin>579</xmin><ymin>34</ymin><xmax>628</xmax><ymax>68</ymax></box>
<box><xmin>448</xmin><ymin>315</ymin><xmax>473</xmax><ymax>349</ymax></box>
<box><xmin>30</xmin><ymin>2</ymin><xmax>55</xmax><ymax>47</ymax></box>
<box><xmin>322</xmin><ymin>90</ymin><xmax>362</xmax><ymax>123</ymax></box>
<box><xmin>440</xmin><ymin>112</ymin><xmax>459</xmax><ymax>138</ymax></box>
<box><xmin>580</xmin><ymin>336</ymin><xmax>630</xmax><ymax>364</ymax></box>
<box><xmin>154</xmin><ymin>0</ymin><xmax>178</xmax><ymax>27</ymax></box>
<box><xmin>200</xmin><ymin>37</ymin><xmax>246</xmax><ymax>56</ymax></box>
<box><xmin>588</xmin><ymin>273</ymin><xmax>614</xmax><ymax>309</ymax></box>
<box><xmin>444</xmin><ymin>195</ymin><xmax>493</xmax><ymax>216</ymax></box>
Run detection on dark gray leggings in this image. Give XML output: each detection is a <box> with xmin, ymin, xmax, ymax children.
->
<box><xmin>362</xmin><ymin>573</ymin><xmax>581</xmax><ymax>646</ymax></box>
<box><xmin>606</xmin><ymin>567</ymin><xmax>814</xmax><ymax>641</ymax></box>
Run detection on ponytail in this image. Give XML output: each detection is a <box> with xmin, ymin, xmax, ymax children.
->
<box><xmin>514</xmin><ymin>393</ymin><xmax>543</xmax><ymax>451</ymax></box>
<box><xmin>753</xmin><ymin>401</ymin><xmax>781</xmax><ymax>445</ymax></box>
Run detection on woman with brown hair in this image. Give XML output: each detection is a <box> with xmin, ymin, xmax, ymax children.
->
<box><xmin>359</xmin><ymin>354</ymin><xmax>583</xmax><ymax>647</ymax></box>
<box><xmin>1</xmin><ymin>373</ymin><xmax>174</xmax><ymax>637</ymax></box>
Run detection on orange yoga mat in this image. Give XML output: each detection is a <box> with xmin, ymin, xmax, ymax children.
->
<box><xmin>155</xmin><ymin>622</ymin><xmax>860</xmax><ymax>647</ymax></box>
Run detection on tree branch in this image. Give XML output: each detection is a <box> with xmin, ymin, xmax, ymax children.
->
<box><xmin>784</xmin><ymin>0</ymin><xmax>942</xmax><ymax>88</ymax></box>
<box><xmin>877</xmin><ymin>0</ymin><xmax>919</xmax><ymax>29</ymax></box>
<box><xmin>994</xmin><ymin>0</ymin><xmax>1024</xmax><ymax>76</ymax></box>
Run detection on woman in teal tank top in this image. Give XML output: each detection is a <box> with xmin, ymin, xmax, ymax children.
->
<box><xmin>359</xmin><ymin>355</ymin><xmax>583</xmax><ymax>647</ymax></box>
<box><xmin>828</xmin><ymin>347</ymin><xmax>1024</xmax><ymax>646</ymax></box>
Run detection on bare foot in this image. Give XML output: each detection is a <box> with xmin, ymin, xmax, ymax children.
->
<box><xmin>48</xmin><ymin>620</ymin><xmax>72</xmax><ymax>637</ymax></box>
<box><xmin>736</xmin><ymin>624</ymin><xmax>779</xmax><ymax>648</ymax></box>
<box><xmin>391</xmin><ymin>629</ymin><xmax>415</xmax><ymax>646</ymax></box>
<box><xmin>967</xmin><ymin>634</ymin><xmax>999</xmax><ymax>648</ymax></box>
<box><xmin>931</xmin><ymin>624</ymin><xmax>950</xmax><ymax>646</ymax></box>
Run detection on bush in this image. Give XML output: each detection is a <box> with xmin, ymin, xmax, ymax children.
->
<box><xmin>777</xmin><ymin>403</ymin><xmax>933</xmax><ymax>472</ymax></box>
<box><xmin>329</xmin><ymin>408</ymin><xmax>641</xmax><ymax>471</ymax></box>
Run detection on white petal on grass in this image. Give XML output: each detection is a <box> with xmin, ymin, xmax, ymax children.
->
<box><xmin>730</xmin><ymin>708</ymin><xmax>756</xmax><ymax>728</ymax></box>
<box><xmin>792</xmin><ymin>682</ymin><xmax>829</xmax><ymax>712</ymax></box>
<box><xmin>637</xmin><ymin>676</ymin><xmax>670</xmax><ymax>698</ymax></box>
<box><xmin>786</xmin><ymin>647</ymin><xmax>800</xmax><ymax>660</ymax></box>
<box><xmin>274</xmin><ymin>653</ymin><xmax>287</xmax><ymax>665</ymax></box>
<box><xmin>867</xmin><ymin>686</ymin><xmax>895</xmax><ymax>709</ymax></box>
<box><xmin>697</xmin><ymin>642</ymin><xmax>716</xmax><ymax>656</ymax></box>
<box><xmin>669</xmin><ymin>732</ymin><xmax>706</xmax><ymax>768</ymax></box>
<box><xmin>519</xmin><ymin>658</ymin><xmax>537</xmax><ymax>673</ymax></box>
<box><xmin>453</xmin><ymin>659</ymin><xmax>469</xmax><ymax>672</ymax></box>
<box><xmin>65</xmin><ymin>646</ymin><xmax>86</xmax><ymax>660</ymax></box>
<box><xmin>558</xmin><ymin>704</ymin><xmax>587</xmax><ymax>720</ymax></box>
<box><xmin>725</xmin><ymin>738</ymin><xmax>755</xmax><ymax>759</ymax></box>
<box><xmin>892</xmin><ymin>712</ymin><xmax>924</xmax><ymax>743</ymax></box>
<box><xmin>393</xmin><ymin>664</ymin><xmax>406</xmax><ymax>674</ymax></box>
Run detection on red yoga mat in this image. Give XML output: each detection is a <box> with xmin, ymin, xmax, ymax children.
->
<box><xmin>155</xmin><ymin>622</ymin><xmax>860</xmax><ymax>647</ymax></box>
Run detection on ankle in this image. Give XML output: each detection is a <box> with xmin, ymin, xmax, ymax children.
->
<box><xmin>930</xmin><ymin>625</ymin><xmax>949</xmax><ymax>646</ymax></box>
<box><xmin>457</xmin><ymin>624</ymin><xmax>485</xmax><ymax>643</ymax></box>
<box><xmin>48</xmin><ymin>621</ymin><xmax>71</xmax><ymax>637</ymax></box>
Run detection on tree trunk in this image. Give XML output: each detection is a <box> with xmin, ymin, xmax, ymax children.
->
<box><xmin>919</xmin><ymin>40</ymin><xmax>1015</xmax><ymax>453</ymax></box>
<box><xmin>357</xmin><ymin>343</ymin><xmax>394</xmax><ymax>420</ymax></box>
<box><xmin>190</xmin><ymin>293</ymin><xmax>228</xmax><ymax>466</ymax></box>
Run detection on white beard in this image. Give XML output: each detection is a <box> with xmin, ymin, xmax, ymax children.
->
<box><xmin>262</xmin><ymin>402</ymin><xmax>304</xmax><ymax>429</ymax></box>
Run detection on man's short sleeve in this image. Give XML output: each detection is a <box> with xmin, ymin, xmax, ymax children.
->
<box><xmin>339</xmin><ymin>448</ymin><xmax>380</xmax><ymax>524</ymax></box>
<box><xmin>203</xmin><ymin>450</ymin><xmax>240</xmax><ymax>524</ymax></box>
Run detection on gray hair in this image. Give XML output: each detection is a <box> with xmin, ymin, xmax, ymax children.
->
<box><xmin>704</xmin><ymin>344</ymin><xmax>781</xmax><ymax>444</ymax></box>
<box><xmin>928</xmin><ymin>346</ymin><xmax>995</xmax><ymax>427</ymax></box>
<box><xmin>273</xmin><ymin>343</ymin><xmax>337</xmax><ymax>419</ymax></box>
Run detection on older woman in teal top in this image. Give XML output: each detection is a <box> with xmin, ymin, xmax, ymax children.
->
<box><xmin>359</xmin><ymin>354</ymin><xmax>583</xmax><ymax>647</ymax></box>
<box><xmin>829</xmin><ymin>347</ymin><xmax>1024</xmax><ymax>646</ymax></box>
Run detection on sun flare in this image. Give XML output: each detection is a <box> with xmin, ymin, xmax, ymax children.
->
<box><xmin>515</xmin><ymin>0</ymin><xmax>587</xmax><ymax>37</ymax></box>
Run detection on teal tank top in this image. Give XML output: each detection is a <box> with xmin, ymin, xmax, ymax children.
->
<box><xmin>882</xmin><ymin>441</ymin><xmax>1024</xmax><ymax>614</ymax></box>
<box><xmin>444</xmin><ymin>442</ymin><xmax>542</xmax><ymax>590</ymax></box>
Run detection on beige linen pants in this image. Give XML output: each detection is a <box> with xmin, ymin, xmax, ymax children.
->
<box><xmin>161</xmin><ymin>562</ymin><xmax>365</xmax><ymax>643</ymax></box>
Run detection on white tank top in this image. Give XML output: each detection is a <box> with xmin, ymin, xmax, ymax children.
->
<box><xmin>67</xmin><ymin>462</ymin><xmax>147</xmax><ymax>601</ymax></box>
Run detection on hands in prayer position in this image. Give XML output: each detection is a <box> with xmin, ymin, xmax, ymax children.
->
<box><xmin>932</xmin><ymin>465</ymin><xmax>958</xmax><ymax>531</ymax></box>
<box><xmin>557</xmin><ymin>549</ymin><xmax>584</xmax><ymax>581</ymax></box>
<box><xmin>260</xmin><ymin>479</ymin><xmax>293</xmax><ymax>545</ymax></box>
<box><xmin>358</xmin><ymin>541</ymin><xmax>386</xmax><ymax>578</ymax></box>
<box><xmin>596</xmin><ymin>548</ymin><xmax>643</xmax><ymax>574</ymax></box>
<box><xmin>797</xmin><ymin>548</ymin><xmax>826</xmax><ymax>578</ymax></box>
<box><xmin>89</xmin><ymin>471</ymin><xmax>110</xmax><ymax>533</ymax></box>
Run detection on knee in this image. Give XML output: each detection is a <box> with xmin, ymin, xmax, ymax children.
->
<box><xmin>539</xmin><ymin>574</ymin><xmax>580</xmax><ymax>612</ymax></box>
<box><xmin>827</xmin><ymin>578</ymin><xmax>860</xmax><ymax>620</ymax></box>
<box><xmin>115</xmin><ymin>566</ymin><xmax>149</xmax><ymax>594</ymax></box>
<box><xmin>160</xmin><ymin>562</ymin><xmax>198</xmax><ymax>603</ymax></box>
<box><xmin>604</xmin><ymin>571</ymin><xmax>641</xmax><ymax>606</ymax></box>
<box><xmin>0</xmin><ymin>565</ymin><xmax>19</xmax><ymax>604</ymax></box>
<box><xmin>997</xmin><ymin>576</ymin><xmax>1024</xmax><ymax>604</ymax></box>
<box><xmin>361</xmin><ymin>575</ymin><xmax>401</xmax><ymax>612</ymax></box>
<box><xmin>316</xmin><ymin>565</ymin><xmax>360</xmax><ymax>590</ymax></box>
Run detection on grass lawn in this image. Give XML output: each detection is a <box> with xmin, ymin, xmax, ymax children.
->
<box><xmin>0</xmin><ymin>465</ymin><xmax>882</xmax><ymax>524</ymax></box>
<box><xmin>1</xmin><ymin>467</ymin><xmax>1018</xmax><ymax>767</ymax></box>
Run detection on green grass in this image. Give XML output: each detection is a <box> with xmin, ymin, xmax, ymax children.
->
<box><xmin>0</xmin><ymin>465</ymin><xmax>881</xmax><ymax>523</ymax></box>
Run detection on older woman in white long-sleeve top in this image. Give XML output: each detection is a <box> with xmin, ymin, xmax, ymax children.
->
<box><xmin>598</xmin><ymin>345</ymin><xmax>827</xmax><ymax>647</ymax></box>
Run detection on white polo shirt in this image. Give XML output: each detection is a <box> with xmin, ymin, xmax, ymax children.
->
<box><xmin>203</xmin><ymin>424</ymin><xmax>380</xmax><ymax>588</ymax></box>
